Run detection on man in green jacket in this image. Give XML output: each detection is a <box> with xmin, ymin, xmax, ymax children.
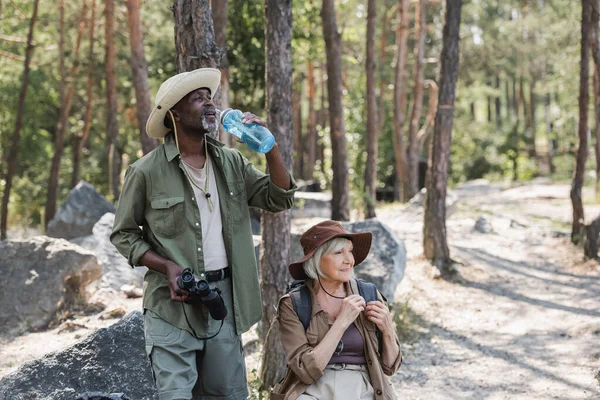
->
<box><xmin>111</xmin><ymin>68</ymin><xmax>296</xmax><ymax>400</ymax></box>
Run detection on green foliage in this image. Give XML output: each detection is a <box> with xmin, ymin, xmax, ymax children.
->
<box><xmin>247</xmin><ymin>369</ymin><xmax>270</xmax><ymax>400</ymax></box>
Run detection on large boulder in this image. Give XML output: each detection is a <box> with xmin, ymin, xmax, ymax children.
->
<box><xmin>72</xmin><ymin>213</ymin><xmax>146</xmax><ymax>291</ymax></box>
<box><xmin>291</xmin><ymin>192</ymin><xmax>332</xmax><ymax>219</ymax></box>
<box><xmin>47</xmin><ymin>181</ymin><xmax>115</xmax><ymax>240</ymax></box>
<box><xmin>291</xmin><ymin>220</ymin><xmax>406</xmax><ymax>300</ymax></box>
<box><xmin>0</xmin><ymin>312</ymin><xmax>157</xmax><ymax>400</ymax></box>
<box><xmin>0</xmin><ymin>237</ymin><xmax>101</xmax><ymax>335</ymax></box>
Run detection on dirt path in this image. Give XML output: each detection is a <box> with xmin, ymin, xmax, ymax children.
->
<box><xmin>379</xmin><ymin>181</ymin><xmax>600</xmax><ymax>399</ymax></box>
<box><xmin>1</xmin><ymin>181</ymin><xmax>599</xmax><ymax>399</ymax></box>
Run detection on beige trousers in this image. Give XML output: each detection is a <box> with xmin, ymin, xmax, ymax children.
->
<box><xmin>298</xmin><ymin>364</ymin><xmax>374</xmax><ymax>400</ymax></box>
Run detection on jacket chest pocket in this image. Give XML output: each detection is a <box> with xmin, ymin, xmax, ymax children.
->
<box><xmin>148</xmin><ymin>196</ymin><xmax>186</xmax><ymax>238</ymax></box>
<box><xmin>228</xmin><ymin>180</ymin><xmax>247</xmax><ymax>223</ymax></box>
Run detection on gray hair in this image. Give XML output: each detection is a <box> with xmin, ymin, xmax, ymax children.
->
<box><xmin>302</xmin><ymin>237</ymin><xmax>354</xmax><ymax>280</ymax></box>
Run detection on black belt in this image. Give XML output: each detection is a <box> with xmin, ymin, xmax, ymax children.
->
<box><xmin>204</xmin><ymin>266</ymin><xmax>231</xmax><ymax>282</ymax></box>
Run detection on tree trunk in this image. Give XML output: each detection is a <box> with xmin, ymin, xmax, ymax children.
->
<box><xmin>590</xmin><ymin>0</ymin><xmax>600</xmax><ymax>199</ymax></box>
<box><xmin>487</xmin><ymin>78</ymin><xmax>492</xmax><ymax>123</ymax></box>
<box><xmin>495</xmin><ymin>75</ymin><xmax>501</xmax><ymax>125</ymax></box>
<box><xmin>173</xmin><ymin>0</ymin><xmax>222</xmax><ymax>140</ymax></box>
<box><xmin>259</xmin><ymin>0</ymin><xmax>293</xmax><ymax>389</ymax></box>
<box><xmin>72</xmin><ymin>0</ymin><xmax>97</xmax><ymax>188</ymax></box>
<box><xmin>0</xmin><ymin>0</ymin><xmax>39</xmax><ymax>240</ymax></box>
<box><xmin>126</xmin><ymin>0</ymin><xmax>158</xmax><ymax>155</ymax></box>
<box><xmin>212</xmin><ymin>0</ymin><xmax>231</xmax><ymax>146</ymax></box>
<box><xmin>416</xmin><ymin>80</ymin><xmax>439</xmax><ymax>153</ymax></box>
<box><xmin>407</xmin><ymin>0</ymin><xmax>426</xmax><ymax>199</ymax></box>
<box><xmin>423</xmin><ymin>0</ymin><xmax>462</xmax><ymax>275</ymax></box>
<box><xmin>105</xmin><ymin>0</ymin><xmax>120</xmax><ymax>201</ymax></box>
<box><xmin>393</xmin><ymin>0</ymin><xmax>410</xmax><ymax>203</ymax></box>
<box><xmin>505</xmin><ymin>76</ymin><xmax>510</xmax><ymax>122</ymax></box>
<box><xmin>513</xmin><ymin>74</ymin><xmax>521</xmax><ymax>181</ymax></box>
<box><xmin>572</xmin><ymin>0</ymin><xmax>591</xmax><ymax>244</ymax></box>
<box><xmin>378</xmin><ymin>5</ymin><xmax>395</xmax><ymax>132</ymax></box>
<box><xmin>322</xmin><ymin>0</ymin><xmax>350</xmax><ymax>221</ymax></box>
<box><xmin>529</xmin><ymin>80</ymin><xmax>537</xmax><ymax>158</ymax></box>
<box><xmin>45</xmin><ymin>1</ymin><xmax>88</xmax><ymax>228</ymax></box>
<box><xmin>305</xmin><ymin>60</ymin><xmax>317</xmax><ymax>181</ymax></box>
<box><xmin>469</xmin><ymin>102</ymin><xmax>475</xmax><ymax>120</ymax></box>
<box><xmin>364</xmin><ymin>0</ymin><xmax>378</xmax><ymax>219</ymax></box>
<box><xmin>512</xmin><ymin>76</ymin><xmax>518</xmax><ymax>116</ymax></box>
<box><xmin>292</xmin><ymin>79</ymin><xmax>303</xmax><ymax>178</ymax></box>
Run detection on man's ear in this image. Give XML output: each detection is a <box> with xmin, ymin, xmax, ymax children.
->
<box><xmin>168</xmin><ymin>108</ymin><xmax>180</xmax><ymax>122</ymax></box>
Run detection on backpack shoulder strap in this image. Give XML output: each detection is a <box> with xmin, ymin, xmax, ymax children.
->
<box><xmin>356</xmin><ymin>279</ymin><xmax>384</xmax><ymax>353</ymax></box>
<box><xmin>289</xmin><ymin>284</ymin><xmax>312</xmax><ymax>331</ymax></box>
<box><xmin>356</xmin><ymin>279</ymin><xmax>379</xmax><ymax>303</ymax></box>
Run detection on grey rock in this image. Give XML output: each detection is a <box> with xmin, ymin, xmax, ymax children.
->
<box><xmin>291</xmin><ymin>220</ymin><xmax>406</xmax><ymax>300</ymax></box>
<box><xmin>47</xmin><ymin>181</ymin><xmax>115</xmax><ymax>240</ymax></box>
<box><xmin>0</xmin><ymin>312</ymin><xmax>157</xmax><ymax>400</ymax></box>
<box><xmin>0</xmin><ymin>236</ymin><xmax>101</xmax><ymax>334</ymax></box>
<box><xmin>75</xmin><ymin>393</ymin><xmax>131</xmax><ymax>400</ymax></box>
<box><xmin>72</xmin><ymin>213</ymin><xmax>146</xmax><ymax>291</ymax></box>
<box><xmin>292</xmin><ymin>192</ymin><xmax>332</xmax><ymax>219</ymax></box>
<box><xmin>474</xmin><ymin>217</ymin><xmax>494</xmax><ymax>233</ymax></box>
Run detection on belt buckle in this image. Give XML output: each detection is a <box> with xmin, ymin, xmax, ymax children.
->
<box><xmin>330</xmin><ymin>363</ymin><xmax>346</xmax><ymax>371</ymax></box>
<box><xmin>218</xmin><ymin>268</ymin><xmax>225</xmax><ymax>281</ymax></box>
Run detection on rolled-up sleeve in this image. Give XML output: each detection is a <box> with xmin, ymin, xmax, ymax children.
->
<box><xmin>110</xmin><ymin>166</ymin><xmax>151</xmax><ymax>267</ymax></box>
<box><xmin>377</xmin><ymin>291</ymin><xmax>403</xmax><ymax>375</ymax></box>
<box><xmin>241</xmin><ymin>154</ymin><xmax>297</xmax><ymax>212</ymax></box>
<box><xmin>277</xmin><ymin>296</ymin><xmax>325</xmax><ymax>385</ymax></box>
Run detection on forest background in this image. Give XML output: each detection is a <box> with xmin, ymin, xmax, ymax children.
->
<box><xmin>2</xmin><ymin>0</ymin><xmax>600</xmax><ymax>395</ymax></box>
<box><xmin>0</xmin><ymin>0</ymin><xmax>586</xmax><ymax>236</ymax></box>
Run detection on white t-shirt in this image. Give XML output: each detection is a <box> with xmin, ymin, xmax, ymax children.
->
<box><xmin>183</xmin><ymin>157</ymin><xmax>228</xmax><ymax>272</ymax></box>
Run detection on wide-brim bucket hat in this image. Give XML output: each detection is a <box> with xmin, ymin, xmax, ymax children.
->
<box><xmin>289</xmin><ymin>220</ymin><xmax>372</xmax><ymax>280</ymax></box>
<box><xmin>146</xmin><ymin>68</ymin><xmax>221</xmax><ymax>139</ymax></box>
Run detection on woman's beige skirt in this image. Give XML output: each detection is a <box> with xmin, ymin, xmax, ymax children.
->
<box><xmin>298</xmin><ymin>363</ymin><xmax>374</xmax><ymax>400</ymax></box>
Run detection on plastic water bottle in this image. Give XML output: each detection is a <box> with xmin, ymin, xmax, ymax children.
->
<box><xmin>220</xmin><ymin>108</ymin><xmax>275</xmax><ymax>153</ymax></box>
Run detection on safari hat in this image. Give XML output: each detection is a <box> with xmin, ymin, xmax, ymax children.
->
<box><xmin>146</xmin><ymin>68</ymin><xmax>221</xmax><ymax>139</ymax></box>
<box><xmin>289</xmin><ymin>220</ymin><xmax>372</xmax><ymax>280</ymax></box>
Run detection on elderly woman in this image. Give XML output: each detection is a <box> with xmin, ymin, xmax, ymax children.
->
<box><xmin>271</xmin><ymin>220</ymin><xmax>402</xmax><ymax>400</ymax></box>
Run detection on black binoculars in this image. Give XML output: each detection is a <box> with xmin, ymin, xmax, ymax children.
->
<box><xmin>177</xmin><ymin>268</ymin><xmax>228</xmax><ymax>321</ymax></box>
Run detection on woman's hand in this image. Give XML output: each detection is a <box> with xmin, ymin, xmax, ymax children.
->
<box><xmin>335</xmin><ymin>294</ymin><xmax>366</xmax><ymax>328</ymax></box>
<box><xmin>365</xmin><ymin>301</ymin><xmax>394</xmax><ymax>334</ymax></box>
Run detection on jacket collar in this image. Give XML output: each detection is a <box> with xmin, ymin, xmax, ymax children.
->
<box><xmin>164</xmin><ymin>132</ymin><xmax>225</xmax><ymax>163</ymax></box>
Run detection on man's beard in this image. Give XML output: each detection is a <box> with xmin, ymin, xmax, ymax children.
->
<box><xmin>201</xmin><ymin>115</ymin><xmax>219</xmax><ymax>139</ymax></box>
<box><xmin>179</xmin><ymin>113</ymin><xmax>219</xmax><ymax>139</ymax></box>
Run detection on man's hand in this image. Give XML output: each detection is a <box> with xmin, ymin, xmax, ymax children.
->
<box><xmin>165</xmin><ymin>262</ymin><xmax>190</xmax><ymax>302</ymax></box>
<box><xmin>241</xmin><ymin>112</ymin><xmax>267</xmax><ymax>127</ymax></box>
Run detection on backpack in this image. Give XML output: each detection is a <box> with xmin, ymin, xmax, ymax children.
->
<box><xmin>288</xmin><ymin>279</ymin><xmax>383</xmax><ymax>353</ymax></box>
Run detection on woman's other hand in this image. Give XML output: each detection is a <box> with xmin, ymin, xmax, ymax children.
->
<box><xmin>365</xmin><ymin>301</ymin><xmax>394</xmax><ymax>334</ymax></box>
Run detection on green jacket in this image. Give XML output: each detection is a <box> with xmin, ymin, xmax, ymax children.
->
<box><xmin>110</xmin><ymin>133</ymin><xmax>297</xmax><ymax>335</ymax></box>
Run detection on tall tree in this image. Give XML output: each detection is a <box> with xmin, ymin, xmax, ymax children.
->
<box><xmin>589</xmin><ymin>0</ymin><xmax>600</xmax><ymax>199</ymax></box>
<box><xmin>45</xmin><ymin>1</ymin><xmax>88</xmax><ymax>228</ymax></box>
<box><xmin>72</xmin><ymin>0</ymin><xmax>97</xmax><ymax>188</ymax></box>
<box><xmin>571</xmin><ymin>0</ymin><xmax>591</xmax><ymax>244</ymax></box>
<box><xmin>423</xmin><ymin>0</ymin><xmax>462</xmax><ymax>274</ymax></box>
<box><xmin>173</xmin><ymin>0</ymin><xmax>222</xmax><ymax>140</ymax></box>
<box><xmin>407</xmin><ymin>0</ymin><xmax>426</xmax><ymax>198</ymax></box>
<box><xmin>259</xmin><ymin>0</ymin><xmax>293</xmax><ymax>389</ymax></box>
<box><xmin>105</xmin><ymin>0</ymin><xmax>120</xmax><ymax>201</ymax></box>
<box><xmin>292</xmin><ymin>76</ymin><xmax>303</xmax><ymax>178</ymax></box>
<box><xmin>304</xmin><ymin>59</ymin><xmax>318</xmax><ymax>181</ymax></box>
<box><xmin>364</xmin><ymin>0</ymin><xmax>378</xmax><ymax>218</ymax></box>
<box><xmin>393</xmin><ymin>0</ymin><xmax>410</xmax><ymax>202</ymax></box>
<box><xmin>212</xmin><ymin>0</ymin><xmax>231</xmax><ymax>146</ymax></box>
<box><xmin>0</xmin><ymin>0</ymin><xmax>40</xmax><ymax>240</ymax></box>
<box><xmin>322</xmin><ymin>0</ymin><xmax>350</xmax><ymax>221</ymax></box>
<box><xmin>126</xmin><ymin>0</ymin><xmax>158</xmax><ymax>155</ymax></box>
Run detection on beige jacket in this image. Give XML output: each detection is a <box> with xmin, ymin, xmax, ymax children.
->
<box><xmin>271</xmin><ymin>279</ymin><xmax>402</xmax><ymax>400</ymax></box>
